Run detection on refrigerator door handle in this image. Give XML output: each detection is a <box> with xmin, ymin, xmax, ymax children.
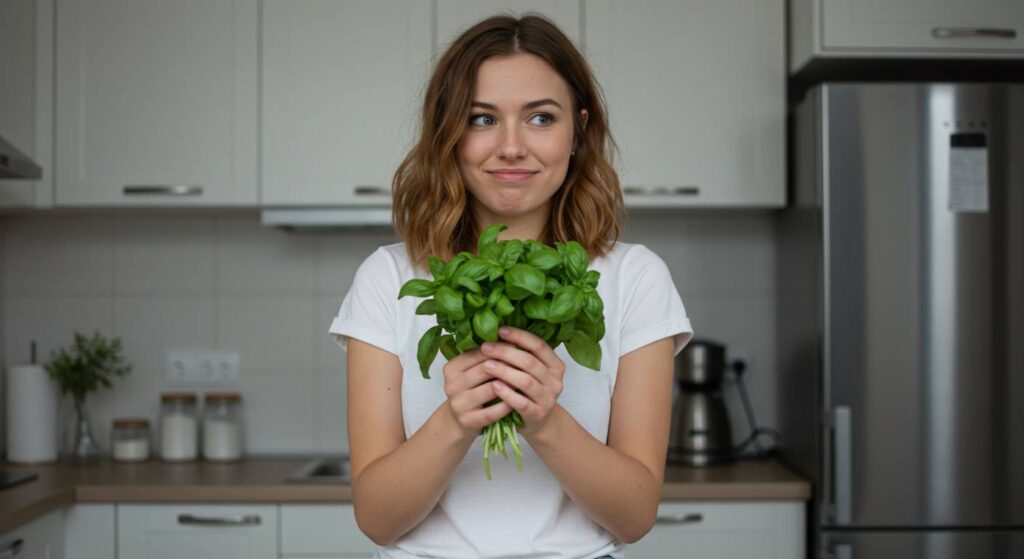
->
<box><xmin>833</xmin><ymin>406</ymin><xmax>852</xmax><ymax>525</ymax></box>
<box><xmin>825</xmin><ymin>543</ymin><xmax>853</xmax><ymax>559</ymax></box>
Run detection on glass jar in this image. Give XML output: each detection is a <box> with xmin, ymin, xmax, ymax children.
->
<box><xmin>160</xmin><ymin>392</ymin><xmax>198</xmax><ymax>461</ymax></box>
<box><xmin>111</xmin><ymin>417</ymin><xmax>150</xmax><ymax>462</ymax></box>
<box><xmin>202</xmin><ymin>392</ymin><xmax>243</xmax><ymax>462</ymax></box>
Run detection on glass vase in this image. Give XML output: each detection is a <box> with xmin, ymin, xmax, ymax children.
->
<box><xmin>64</xmin><ymin>398</ymin><xmax>104</xmax><ymax>462</ymax></box>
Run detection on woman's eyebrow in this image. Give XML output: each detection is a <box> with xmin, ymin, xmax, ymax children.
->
<box><xmin>471</xmin><ymin>98</ymin><xmax>563</xmax><ymax>111</ymax></box>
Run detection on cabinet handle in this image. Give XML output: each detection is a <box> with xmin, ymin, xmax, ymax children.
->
<box><xmin>623</xmin><ymin>185</ymin><xmax>700</xmax><ymax>196</ymax></box>
<box><xmin>353</xmin><ymin>185</ymin><xmax>391</xmax><ymax>196</ymax></box>
<box><xmin>932</xmin><ymin>27</ymin><xmax>1016</xmax><ymax>39</ymax></box>
<box><xmin>177</xmin><ymin>514</ymin><xmax>261</xmax><ymax>527</ymax></box>
<box><xmin>123</xmin><ymin>185</ymin><xmax>204</xmax><ymax>196</ymax></box>
<box><xmin>0</xmin><ymin>538</ymin><xmax>24</xmax><ymax>558</ymax></box>
<box><xmin>654</xmin><ymin>513</ymin><xmax>703</xmax><ymax>525</ymax></box>
<box><xmin>832</xmin><ymin>406</ymin><xmax>852</xmax><ymax>525</ymax></box>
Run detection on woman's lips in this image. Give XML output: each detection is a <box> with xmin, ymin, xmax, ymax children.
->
<box><xmin>488</xmin><ymin>171</ymin><xmax>538</xmax><ymax>182</ymax></box>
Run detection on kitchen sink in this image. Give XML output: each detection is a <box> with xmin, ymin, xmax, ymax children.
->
<box><xmin>285</xmin><ymin>457</ymin><xmax>351</xmax><ymax>484</ymax></box>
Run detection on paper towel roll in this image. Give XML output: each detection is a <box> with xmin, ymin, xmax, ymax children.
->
<box><xmin>5</xmin><ymin>363</ymin><xmax>59</xmax><ymax>463</ymax></box>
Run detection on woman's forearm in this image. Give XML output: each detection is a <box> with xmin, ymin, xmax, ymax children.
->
<box><xmin>352</xmin><ymin>402</ymin><xmax>475</xmax><ymax>546</ymax></box>
<box><xmin>524</xmin><ymin>404</ymin><xmax>662</xmax><ymax>544</ymax></box>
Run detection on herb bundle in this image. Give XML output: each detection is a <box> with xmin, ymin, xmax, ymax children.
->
<box><xmin>398</xmin><ymin>223</ymin><xmax>606</xmax><ymax>479</ymax></box>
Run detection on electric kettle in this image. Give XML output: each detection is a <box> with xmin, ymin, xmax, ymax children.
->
<box><xmin>668</xmin><ymin>339</ymin><xmax>733</xmax><ymax>466</ymax></box>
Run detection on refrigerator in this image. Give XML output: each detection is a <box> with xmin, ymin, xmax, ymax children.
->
<box><xmin>778</xmin><ymin>83</ymin><xmax>1024</xmax><ymax>558</ymax></box>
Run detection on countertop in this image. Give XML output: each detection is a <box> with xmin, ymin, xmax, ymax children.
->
<box><xmin>0</xmin><ymin>457</ymin><xmax>810</xmax><ymax>534</ymax></box>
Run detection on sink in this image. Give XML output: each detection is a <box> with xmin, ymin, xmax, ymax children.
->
<box><xmin>285</xmin><ymin>457</ymin><xmax>351</xmax><ymax>484</ymax></box>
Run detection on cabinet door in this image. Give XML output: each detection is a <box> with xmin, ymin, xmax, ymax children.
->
<box><xmin>0</xmin><ymin>510</ymin><xmax>64</xmax><ymax>559</ymax></box>
<box><xmin>55</xmin><ymin>0</ymin><xmax>258</xmax><ymax>206</ymax></box>
<box><xmin>585</xmin><ymin>0</ymin><xmax>785</xmax><ymax>207</ymax></box>
<box><xmin>117</xmin><ymin>504</ymin><xmax>276</xmax><ymax>559</ymax></box>
<box><xmin>65</xmin><ymin>505</ymin><xmax>115</xmax><ymax>559</ymax></box>
<box><xmin>627</xmin><ymin>501</ymin><xmax>804</xmax><ymax>559</ymax></box>
<box><xmin>261</xmin><ymin>0</ymin><xmax>430</xmax><ymax>207</ymax></box>
<box><xmin>821</xmin><ymin>0</ymin><xmax>1024</xmax><ymax>53</ymax></box>
<box><xmin>436</xmin><ymin>1</ymin><xmax>580</xmax><ymax>50</ymax></box>
<box><xmin>280</xmin><ymin>504</ymin><xmax>375</xmax><ymax>557</ymax></box>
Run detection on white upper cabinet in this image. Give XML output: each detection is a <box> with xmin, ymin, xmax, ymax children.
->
<box><xmin>436</xmin><ymin>1</ymin><xmax>580</xmax><ymax>50</ymax></box>
<box><xmin>55</xmin><ymin>0</ymin><xmax>258</xmax><ymax>206</ymax></box>
<box><xmin>585</xmin><ymin>0</ymin><xmax>786</xmax><ymax>207</ymax></box>
<box><xmin>261</xmin><ymin>0</ymin><xmax>432</xmax><ymax>207</ymax></box>
<box><xmin>791</xmin><ymin>0</ymin><xmax>1024</xmax><ymax>72</ymax></box>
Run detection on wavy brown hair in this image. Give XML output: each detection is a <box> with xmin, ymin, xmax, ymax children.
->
<box><xmin>392</xmin><ymin>14</ymin><xmax>624</xmax><ymax>273</ymax></box>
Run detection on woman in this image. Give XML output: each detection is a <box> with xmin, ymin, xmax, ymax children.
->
<box><xmin>329</xmin><ymin>14</ymin><xmax>693</xmax><ymax>559</ymax></box>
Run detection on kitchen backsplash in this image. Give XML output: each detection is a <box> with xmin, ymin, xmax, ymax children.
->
<box><xmin>0</xmin><ymin>211</ymin><xmax>776</xmax><ymax>455</ymax></box>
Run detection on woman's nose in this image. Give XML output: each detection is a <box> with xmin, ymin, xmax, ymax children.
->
<box><xmin>497</xmin><ymin>124</ymin><xmax>527</xmax><ymax>160</ymax></box>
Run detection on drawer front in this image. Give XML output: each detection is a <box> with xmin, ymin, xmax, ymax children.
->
<box><xmin>281</xmin><ymin>504</ymin><xmax>375</xmax><ymax>556</ymax></box>
<box><xmin>117</xmin><ymin>504</ymin><xmax>276</xmax><ymax>559</ymax></box>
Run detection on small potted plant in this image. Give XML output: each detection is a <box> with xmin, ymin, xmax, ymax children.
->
<box><xmin>44</xmin><ymin>330</ymin><xmax>132</xmax><ymax>461</ymax></box>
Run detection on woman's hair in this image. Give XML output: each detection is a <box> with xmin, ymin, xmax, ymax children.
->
<box><xmin>391</xmin><ymin>14</ymin><xmax>624</xmax><ymax>273</ymax></box>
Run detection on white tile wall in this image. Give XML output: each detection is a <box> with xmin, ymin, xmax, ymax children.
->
<box><xmin>1</xmin><ymin>211</ymin><xmax>776</xmax><ymax>454</ymax></box>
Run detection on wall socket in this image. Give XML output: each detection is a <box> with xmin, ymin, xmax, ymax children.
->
<box><xmin>164</xmin><ymin>350</ymin><xmax>240</xmax><ymax>384</ymax></box>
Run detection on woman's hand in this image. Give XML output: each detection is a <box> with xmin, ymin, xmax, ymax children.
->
<box><xmin>443</xmin><ymin>348</ymin><xmax>513</xmax><ymax>440</ymax></box>
<box><xmin>480</xmin><ymin>326</ymin><xmax>567</xmax><ymax>437</ymax></box>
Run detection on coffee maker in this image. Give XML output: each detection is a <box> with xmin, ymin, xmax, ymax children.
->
<box><xmin>668</xmin><ymin>339</ymin><xmax>733</xmax><ymax>466</ymax></box>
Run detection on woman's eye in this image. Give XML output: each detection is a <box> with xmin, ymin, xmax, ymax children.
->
<box><xmin>469</xmin><ymin>114</ymin><xmax>495</xmax><ymax>126</ymax></box>
<box><xmin>530</xmin><ymin>113</ymin><xmax>554</xmax><ymax>126</ymax></box>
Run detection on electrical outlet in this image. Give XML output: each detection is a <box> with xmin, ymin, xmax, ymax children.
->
<box><xmin>164</xmin><ymin>350</ymin><xmax>240</xmax><ymax>385</ymax></box>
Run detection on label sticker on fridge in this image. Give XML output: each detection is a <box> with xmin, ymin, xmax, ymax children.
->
<box><xmin>948</xmin><ymin>132</ymin><xmax>989</xmax><ymax>213</ymax></box>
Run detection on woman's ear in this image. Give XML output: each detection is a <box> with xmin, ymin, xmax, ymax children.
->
<box><xmin>580</xmin><ymin>108</ymin><xmax>589</xmax><ymax>130</ymax></box>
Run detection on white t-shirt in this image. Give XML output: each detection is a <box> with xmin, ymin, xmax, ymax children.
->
<box><xmin>329</xmin><ymin>240</ymin><xmax>694</xmax><ymax>559</ymax></box>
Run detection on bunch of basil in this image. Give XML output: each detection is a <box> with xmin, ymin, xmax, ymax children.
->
<box><xmin>398</xmin><ymin>223</ymin><xmax>606</xmax><ymax>478</ymax></box>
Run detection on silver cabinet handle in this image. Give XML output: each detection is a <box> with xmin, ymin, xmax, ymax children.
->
<box><xmin>0</xmin><ymin>539</ymin><xmax>24</xmax><ymax>558</ymax></box>
<box><xmin>177</xmin><ymin>514</ymin><xmax>261</xmax><ymax>527</ymax></box>
<box><xmin>123</xmin><ymin>185</ymin><xmax>204</xmax><ymax>196</ymax></box>
<box><xmin>932</xmin><ymin>27</ymin><xmax>1016</xmax><ymax>39</ymax></box>
<box><xmin>654</xmin><ymin>513</ymin><xmax>703</xmax><ymax>525</ymax></box>
<box><xmin>623</xmin><ymin>185</ymin><xmax>700</xmax><ymax>196</ymax></box>
<box><xmin>833</xmin><ymin>406</ymin><xmax>852</xmax><ymax>525</ymax></box>
<box><xmin>831</xmin><ymin>543</ymin><xmax>853</xmax><ymax>559</ymax></box>
<box><xmin>353</xmin><ymin>185</ymin><xmax>391</xmax><ymax>196</ymax></box>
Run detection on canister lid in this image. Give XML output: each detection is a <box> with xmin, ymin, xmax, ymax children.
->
<box><xmin>112</xmin><ymin>417</ymin><xmax>150</xmax><ymax>428</ymax></box>
<box><xmin>160</xmin><ymin>392</ymin><xmax>198</xmax><ymax>402</ymax></box>
<box><xmin>204</xmin><ymin>391</ymin><xmax>241</xmax><ymax>402</ymax></box>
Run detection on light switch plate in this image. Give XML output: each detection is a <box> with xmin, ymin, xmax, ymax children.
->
<box><xmin>164</xmin><ymin>350</ymin><xmax>240</xmax><ymax>385</ymax></box>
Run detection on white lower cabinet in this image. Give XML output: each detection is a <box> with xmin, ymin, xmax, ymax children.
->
<box><xmin>627</xmin><ymin>501</ymin><xmax>805</xmax><ymax>559</ymax></box>
<box><xmin>280</xmin><ymin>504</ymin><xmax>375</xmax><ymax>558</ymax></box>
<box><xmin>64</xmin><ymin>505</ymin><xmax>114</xmax><ymax>559</ymax></box>
<box><xmin>0</xmin><ymin>510</ymin><xmax>64</xmax><ymax>559</ymax></box>
<box><xmin>117</xmin><ymin>504</ymin><xmax>277</xmax><ymax>559</ymax></box>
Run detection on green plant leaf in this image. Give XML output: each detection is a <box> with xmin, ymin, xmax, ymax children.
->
<box><xmin>415</xmin><ymin>299</ymin><xmax>439</xmax><ymax>315</ymax></box>
<box><xmin>548</xmin><ymin>285</ymin><xmax>585</xmax><ymax>323</ymax></box>
<box><xmin>486</xmin><ymin>284</ymin><xmax>504</xmax><ymax>308</ymax></box>
<box><xmin>505</xmin><ymin>283</ymin><xmax>532</xmax><ymax>301</ymax></box>
<box><xmin>398</xmin><ymin>279</ymin><xmax>437</xmax><ymax>299</ymax></box>
<box><xmin>557</xmin><ymin>319</ymin><xmax>576</xmax><ymax>342</ymax></box>
<box><xmin>457</xmin><ymin>276</ymin><xmax>482</xmax><ymax>294</ymax></box>
<box><xmin>505</xmin><ymin>264</ymin><xmax>545</xmax><ymax>298</ymax></box>
<box><xmin>509</xmin><ymin>307</ymin><xmax>528</xmax><ymax>329</ymax></box>
<box><xmin>443</xmin><ymin>253</ymin><xmax>470</xmax><ymax>280</ymax></box>
<box><xmin>455</xmin><ymin>330</ymin><xmax>479</xmax><ymax>352</ymax></box>
<box><xmin>545</xmin><ymin>276</ymin><xmax>562</xmax><ymax>294</ymax></box>
<box><xmin>582</xmin><ymin>269</ymin><xmax>600</xmax><ymax>288</ymax></box>
<box><xmin>488</xmin><ymin>263</ymin><xmax>505</xmax><ymax>281</ymax></box>
<box><xmin>526</xmin><ymin>246</ymin><xmax>562</xmax><ymax>271</ymax></box>
<box><xmin>472</xmin><ymin>308</ymin><xmax>500</xmax><ymax>342</ymax></box>
<box><xmin>417</xmin><ymin>326</ymin><xmax>443</xmax><ymax>379</ymax></box>
<box><xmin>584</xmin><ymin>291</ymin><xmax>604</xmax><ymax>323</ymax></box>
<box><xmin>478</xmin><ymin>223</ymin><xmax>507</xmax><ymax>254</ymax></box>
<box><xmin>436</xmin><ymin>285</ymin><xmax>465</xmax><ymax>320</ymax></box>
<box><xmin>500</xmin><ymin>240</ymin><xmax>524</xmax><ymax>269</ymax></box>
<box><xmin>522</xmin><ymin>295</ymin><xmax>551</xmax><ymax>321</ymax></box>
<box><xmin>466</xmin><ymin>291</ymin><xmax>486</xmax><ymax>308</ymax></box>
<box><xmin>439</xmin><ymin>334</ymin><xmax>459</xmax><ymax>360</ymax></box>
<box><xmin>494</xmin><ymin>295</ymin><xmax>515</xmax><ymax>317</ymax></box>
<box><xmin>428</xmin><ymin>255</ymin><xmax>446</xmax><ymax>279</ymax></box>
<box><xmin>482</xmin><ymin>241</ymin><xmax>504</xmax><ymax>261</ymax></box>
<box><xmin>565</xmin><ymin>330</ymin><xmax>601</xmax><ymax>371</ymax></box>
<box><xmin>458</xmin><ymin>258</ymin><xmax>492</xmax><ymax>282</ymax></box>
<box><xmin>563</xmin><ymin>241</ymin><xmax>589</xmax><ymax>281</ymax></box>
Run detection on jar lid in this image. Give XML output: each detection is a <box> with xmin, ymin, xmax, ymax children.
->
<box><xmin>112</xmin><ymin>417</ymin><xmax>150</xmax><ymax>428</ymax></box>
<box><xmin>204</xmin><ymin>391</ymin><xmax>241</xmax><ymax>402</ymax></box>
<box><xmin>161</xmin><ymin>392</ymin><xmax>198</xmax><ymax>402</ymax></box>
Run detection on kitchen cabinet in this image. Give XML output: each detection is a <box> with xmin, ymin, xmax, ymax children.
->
<box><xmin>584</xmin><ymin>0</ymin><xmax>786</xmax><ymax>208</ymax></box>
<box><xmin>0</xmin><ymin>510</ymin><xmax>64</xmax><ymax>559</ymax></box>
<box><xmin>280</xmin><ymin>504</ymin><xmax>375</xmax><ymax>558</ymax></box>
<box><xmin>435</xmin><ymin>1</ymin><xmax>581</xmax><ymax>51</ymax></box>
<box><xmin>64</xmin><ymin>505</ymin><xmax>114</xmax><ymax>559</ymax></box>
<box><xmin>117</xmin><ymin>504</ymin><xmax>277</xmax><ymax>559</ymax></box>
<box><xmin>628</xmin><ymin>501</ymin><xmax>804</xmax><ymax>559</ymax></box>
<box><xmin>54</xmin><ymin>0</ymin><xmax>258</xmax><ymax>206</ymax></box>
<box><xmin>261</xmin><ymin>0</ymin><xmax>431</xmax><ymax>208</ymax></box>
<box><xmin>790</xmin><ymin>0</ymin><xmax>1024</xmax><ymax>73</ymax></box>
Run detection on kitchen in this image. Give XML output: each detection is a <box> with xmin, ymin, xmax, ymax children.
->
<box><xmin>0</xmin><ymin>1</ymin><xmax>1021</xmax><ymax>558</ymax></box>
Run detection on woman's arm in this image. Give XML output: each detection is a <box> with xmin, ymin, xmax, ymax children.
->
<box><xmin>346</xmin><ymin>338</ymin><xmax>512</xmax><ymax>546</ymax></box>
<box><xmin>485</xmin><ymin>329</ymin><xmax>675</xmax><ymax>543</ymax></box>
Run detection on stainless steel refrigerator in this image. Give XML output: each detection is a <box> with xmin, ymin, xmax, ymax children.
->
<box><xmin>778</xmin><ymin>83</ymin><xmax>1024</xmax><ymax>558</ymax></box>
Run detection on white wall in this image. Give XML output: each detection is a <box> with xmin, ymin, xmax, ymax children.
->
<box><xmin>0</xmin><ymin>211</ymin><xmax>776</xmax><ymax>454</ymax></box>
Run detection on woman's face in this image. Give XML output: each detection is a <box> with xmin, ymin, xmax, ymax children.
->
<box><xmin>457</xmin><ymin>53</ymin><xmax>587</xmax><ymax>237</ymax></box>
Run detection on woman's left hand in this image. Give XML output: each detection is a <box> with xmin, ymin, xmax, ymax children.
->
<box><xmin>480</xmin><ymin>326</ymin><xmax>566</xmax><ymax>437</ymax></box>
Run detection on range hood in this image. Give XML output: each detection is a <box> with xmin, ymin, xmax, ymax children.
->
<box><xmin>261</xmin><ymin>207</ymin><xmax>393</xmax><ymax>228</ymax></box>
<box><xmin>0</xmin><ymin>133</ymin><xmax>42</xmax><ymax>180</ymax></box>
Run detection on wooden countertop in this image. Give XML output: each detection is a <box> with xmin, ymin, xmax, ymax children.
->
<box><xmin>0</xmin><ymin>457</ymin><xmax>809</xmax><ymax>534</ymax></box>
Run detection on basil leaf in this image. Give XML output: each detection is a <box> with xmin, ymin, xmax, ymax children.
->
<box><xmin>458</xmin><ymin>258</ymin><xmax>492</xmax><ymax>282</ymax></box>
<box><xmin>582</xmin><ymin>269</ymin><xmax>600</xmax><ymax>288</ymax></box>
<box><xmin>482</xmin><ymin>242</ymin><xmax>503</xmax><ymax>261</ymax></box>
<box><xmin>428</xmin><ymin>255</ymin><xmax>446</xmax><ymax>279</ymax></box>
<box><xmin>466</xmin><ymin>291</ymin><xmax>486</xmax><ymax>308</ymax></box>
<box><xmin>500</xmin><ymin>240</ymin><xmax>524</xmax><ymax>269</ymax></box>
<box><xmin>526</xmin><ymin>246</ymin><xmax>562</xmax><ymax>271</ymax></box>
<box><xmin>435</xmin><ymin>285</ymin><xmax>465</xmax><ymax>320</ymax></box>
<box><xmin>439</xmin><ymin>334</ymin><xmax>459</xmax><ymax>360</ymax></box>
<box><xmin>417</xmin><ymin>326</ymin><xmax>443</xmax><ymax>379</ymax></box>
<box><xmin>524</xmin><ymin>239</ymin><xmax>545</xmax><ymax>255</ymax></box>
<box><xmin>443</xmin><ymin>253</ymin><xmax>469</xmax><ymax>281</ymax></box>
<box><xmin>523</xmin><ymin>295</ymin><xmax>551</xmax><ymax>321</ymax></box>
<box><xmin>565</xmin><ymin>330</ymin><xmax>601</xmax><ymax>371</ymax></box>
<box><xmin>583</xmin><ymin>291</ymin><xmax>604</xmax><ymax>322</ymax></box>
<box><xmin>478</xmin><ymin>223</ymin><xmax>507</xmax><ymax>254</ymax></box>
<box><xmin>472</xmin><ymin>308</ymin><xmax>500</xmax><ymax>342</ymax></box>
<box><xmin>494</xmin><ymin>295</ymin><xmax>515</xmax><ymax>317</ymax></box>
<box><xmin>548</xmin><ymin>285</ymin><xmax>585</xmax><ymax>323</ymax></box>
<box><xmin>557</xmin><ymin>318</ymin><xmax>576</xmax><ymax>342</ymax></box>
<box><xmin>509</xmin><ymin>307</ymin><xmax>528</xmax><ymax>329</ymax></box>
<box><xmin>457</xmin><ymin>276</ymin><xmax>482</xmax><ymax>294</ymax></box>
<box><xmin>505</xmin><ymin>263</ymin><xmax>545</xmax><ymax>297</ymax></box>
<box><xmin>399</xmin><ymin>279</ymin><xmax>438</xmax><ymax>299</ymax></box>
<box><xmin>504</xmin><ymin>283</ymin><xmax>532</xmax><ymax>301</ymax></box>
<box><xmin>455</xmin><ymin>331</ymin><xmax>479</xmax><ymax>352</ymax></box>
<box><xmin>527</xmin><ymin>321</ymin><xmax>547</xmax><ymax>338</ymax></box>
<box><xmin>564</xmin><ymin>241</ymin><xmax>589</xmax><ymax>281</ymax></box>
<box><xmin>486</xmin><ymin>284</ymin><xmax>504</xmax><ymax>308</ymax></box>
<box><xmin>545</xmin><ymin>276</ymin><xmax>562</xmax><ymax>294</ymax></box>
<box><xmin>415</xmin><ymin>299</ymin><xmax>439</xmax><ymax>315</ymax></box>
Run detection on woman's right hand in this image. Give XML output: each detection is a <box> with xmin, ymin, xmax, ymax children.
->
<box><xmin>443</xmin><ymin>349</ymin><xmax>513</xmax><ymax>439</ymax></box>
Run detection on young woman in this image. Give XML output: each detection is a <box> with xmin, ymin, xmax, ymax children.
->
<box><xmin>329</xmin><ymin>14</ymin><xmax>693</xmax><ymax>559</ymax></box>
